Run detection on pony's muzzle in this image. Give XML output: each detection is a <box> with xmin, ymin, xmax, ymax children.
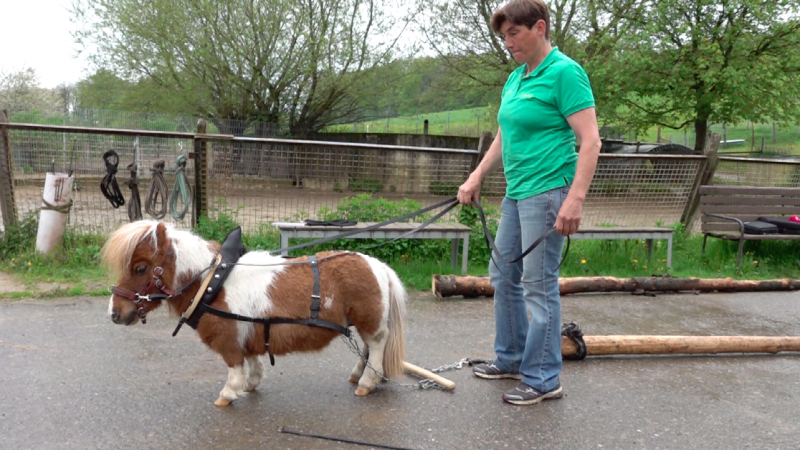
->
<box><xmin>110</xmin><ymin>308</ymin><xmax>138</xmax><ymax>326</ymax></box>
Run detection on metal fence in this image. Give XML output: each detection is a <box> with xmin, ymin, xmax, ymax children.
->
<box><xmin>2</xmin><ymin>124</ymin><xmax>196</xmax><ymax>232</ymax></box>
<box><xmin>715</xmin><ymin>156</ymin><xmax>800</xmax><ymax>188</ymax></box>
<box><xmin>6</xmin><ymin>123</ymin><xmax>800</xmax><ymax>236</ymax></box>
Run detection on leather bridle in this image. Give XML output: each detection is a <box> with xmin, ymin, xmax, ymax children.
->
<box><xmin>110</xmin><ymin>246</ymin><xmax>180</xmax><ymax>324</ymax></box>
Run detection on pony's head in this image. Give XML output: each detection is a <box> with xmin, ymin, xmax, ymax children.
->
<box><xmin>102</xmin><ymin>221</ymin><xmax>178</xmax><ymax>326</ymax></box>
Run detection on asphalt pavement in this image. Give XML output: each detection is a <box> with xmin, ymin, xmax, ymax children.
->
<box><xmin>2</xmin><ymin>290</ymin><xmax>800</xmax><ymax>450</ymax></box>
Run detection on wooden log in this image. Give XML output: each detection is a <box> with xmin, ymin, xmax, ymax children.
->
<box><xmin>403</xmin><ymin>361</ymin><xmax>456</xmax><ymax>390</ymax></box>
<box><xmin>432</xmin><ymin>275</ymin><xmax>800</xmax><ymax>299</ymax></box>
<box><xmin>562</xmin><ymin>335</ymin><xmax>800</xmax><ymax>357</ymax></box>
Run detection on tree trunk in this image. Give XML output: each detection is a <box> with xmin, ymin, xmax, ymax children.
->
<box><xmin>431</xmin><ymin>275</ymin><xmax>800</xmax><ymax>299</ymax></box>
<box><xmin>562</xmin><ymin>335</ymin><xmax>800</xmax><ymax>357</ymax></box>
<box><xmin>694</xmin><ymin>118</ymin><xmax>708</xmax><ymax>151</ymax></box>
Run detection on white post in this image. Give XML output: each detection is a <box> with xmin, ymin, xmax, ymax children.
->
<box><xmin>36</xmin><ymin>172</ymin><xmax>74</xmax><ymax>254</ymax></box>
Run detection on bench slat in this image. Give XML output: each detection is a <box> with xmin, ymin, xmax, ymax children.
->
<box><xmin>700</xmin><ymin>205</ymin><xmax>800</xmax><ymax>215</ymax></box>
<box><xmin>701</xmin><ymin>197</ymin><xmax>800</xmax><ymax>206</ymax></box>
<box><xmin>704</xmin><ymin>232</ymin><xmax>800</xmax><ymax>241</ymax></box>
<box><xmin>700</xmin><ymin>186</ymin><xmax>800</xmax><ymax>196</ymax></box>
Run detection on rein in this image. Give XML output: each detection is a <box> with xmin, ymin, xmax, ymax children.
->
<box><xmin>111</xmin><ymin>196</ymin><xmax>568</xmax><ymax>337</ymax></box>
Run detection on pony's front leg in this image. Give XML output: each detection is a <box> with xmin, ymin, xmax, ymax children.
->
<box><xmin>215</xmin><ymin>355</ymin><xmax>247</xmax><ymax>407</ymax></box>
<box><xmin>245</xmin><ymin>355</ymin><xmax>263</xmax><ymax>392</ymax></box>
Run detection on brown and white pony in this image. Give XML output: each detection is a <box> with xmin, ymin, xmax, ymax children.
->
<box><xmin>102</xmin><ymin>221</ymin><xmax>406</xmax><ymax>406</ymax></box>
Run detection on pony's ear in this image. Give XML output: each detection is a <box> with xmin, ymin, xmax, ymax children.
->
<box><xmin>155</xmin><ymin>223</ymin><xmax>169</xmax><ymax>256</ymax></box>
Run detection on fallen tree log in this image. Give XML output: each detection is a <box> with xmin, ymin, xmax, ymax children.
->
<box><xmin>432</xmin><ymin>275</ymin><xmax>800</xmax><ymax>299</ymax></box>
<box><xmin>562</xmin><ymin>335</ymin><xmax>800</xmax><ymax>357</ymax></box>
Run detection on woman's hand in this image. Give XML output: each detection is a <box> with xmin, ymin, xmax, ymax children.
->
<box><xmin>555</xmin><ymin>194</ymin><xmax>584</xmax><ymax>236</ymax></box>
<box><xmin>457</xmin><ymin>174</ymin><xmax>482</xmax><ymax>205</ymax></box>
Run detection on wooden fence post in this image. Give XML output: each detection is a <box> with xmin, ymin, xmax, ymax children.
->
<box><xmin>471</xmin><ymin>131</ymin><xmax>493</xmax><ymax>173</ymax></box>
<box><xmin>0</xmin><ymin>110</ymin><xmax>18</xmax><ymax>228</ymax></box>
<box><xmin>193</xmin><ymin>120</ymin><xmax>208</xmax><ymax>226</ymax></box>
<box><xmin>681</xmin><ymin>133</ymin><xmax>722</xmax><ymax>231</ymax></box>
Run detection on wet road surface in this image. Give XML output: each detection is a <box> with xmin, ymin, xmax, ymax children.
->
<box><xmin>2</xmin><ymin>291</ymin><xmax>800</xmax><ymax>450</ymax></box>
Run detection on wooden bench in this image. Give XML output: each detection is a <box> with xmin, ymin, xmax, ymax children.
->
<box><xmin>573</xmin><ymin>227</ymin><xmax>674</xmax><ymax>267</ymax></box>
<box><xmin>274</xmin><ymin>222</ymin><xmax>472</xmax><ymax>275</ymax></box>
<box><xmin>700</xmin><ymin>185</ymin><xmax>800</xmax><ymax>268</ymax></box>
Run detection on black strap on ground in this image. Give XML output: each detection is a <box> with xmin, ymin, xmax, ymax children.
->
<box><xmin>279</xmin><ymin>427</ymin><xmax>418</xmax><ymax>450</ymax></box>
<box><xmin>126</xmin><ymin>162</ymin><xmax>142</xmax><ymax>222</ymax></box>
<box><xmin>145</xmin><ymin>159</ymin><xmax>169</xmax><ymax>219</ymax></box>
<box><xmin>100</xmin><ymin>150</ymin><xmax>125</xmax><ymax>208</ymax></box>
<box><xmin>561</xmin><ymin>322</ymin><xmax>587</xmax><ymax>360</ymax></box>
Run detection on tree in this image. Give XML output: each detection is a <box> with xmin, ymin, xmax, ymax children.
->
<box><xmin>72</xmin><ymin>0</ymin><xmax>411</xmax><ymax>135</ymax></box>
<box><xmin>415</xmin><ymin>0</ymin><xmax>585</xmax><ymax>92</ymax></box>
<box><xmin>600</xmin><ymin>0</ymin><xmax>800</xmax><ymax>150</ymax></box>
<box><xmin>0</xmin><ymin>68</ymin><xmax>63</xmax><ymax>111</ymax></box>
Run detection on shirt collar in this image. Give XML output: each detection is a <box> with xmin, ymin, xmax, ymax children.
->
<box><xmin>523</xmin><ymin>47</ymin><xmax>560</xmax><ymax>79</ymax></box>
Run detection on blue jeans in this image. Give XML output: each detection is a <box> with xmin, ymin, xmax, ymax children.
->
<box><xmin>489</xmin><ymin>186</ymin><xmax>568</xmax><ymax>392</ymax></box>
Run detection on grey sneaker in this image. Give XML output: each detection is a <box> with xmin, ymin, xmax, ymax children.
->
<box><xmin>502</xmin><ymin>381</ymin><xmax>563</xmax><ymax>405</ymax></box>
<box><xmin>472</xmin><ymin>363</ymin><xmax>523</xmax><ymax>380</ymax></box>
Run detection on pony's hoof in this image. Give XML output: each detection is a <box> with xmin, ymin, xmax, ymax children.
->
<box><xmin>214</xmin><ymin>397</ymin><xmax>233</xmax><ymax>407</ymax></box>
<box><xmin>245</xmin><ymin>385</ymin><xmax>257</xmax><ymax>392</ymax></box>
<box><xmin>354</xmin><ymin>386</ymin><xmax>373</xmax><ymax>396</ymax></box>
<box><xmin>348</xmin><ymin>375</ymin><xmax>360</xmax><ymax>384</ymax></box>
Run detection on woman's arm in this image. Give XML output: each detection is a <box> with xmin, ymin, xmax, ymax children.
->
<box><xmin>457</xmin><ymin>128</ymin><xmax>503</xmax><ymax>205</ymax></box>
<box><xmin>555</xmin><ymin>107</ymin><xmax>601</xmax><ymax>235</ymax></box>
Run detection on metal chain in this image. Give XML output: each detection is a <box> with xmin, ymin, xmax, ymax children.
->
<box><xmin>340</xmin><ymin>336</ymin><xmax>451</xmax><ymax>390</ymax></box>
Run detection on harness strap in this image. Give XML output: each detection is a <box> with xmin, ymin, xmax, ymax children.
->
<box><xmin>196</xmin><ymin>302</ymin><xmax>351</xmax><ymax>367</ymax></box>
<box><xmin>309</xmin><ymin>255</ymin><xmax>321</xmax><ymax>321</ymax></box>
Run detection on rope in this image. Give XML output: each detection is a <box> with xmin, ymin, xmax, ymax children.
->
<box><xmin>41</xmin><ymin>198</ymin><xmax>73</xmax><ymax>214</ymax></box>
<box><xmin>279</xmin><ymin>428</ymin><xmax>417</xmax><ymax>450</ymax></box>
<box><xmin>145</xmin><ymin>160</ymin><xmax>169</xmax><ymax>220</ymax></box>
<box><xmin>100</xmin><ymin>150</ymin><xmax>125</xmax><ymax>208</ymax></box>
<box><xmin>169</xmin><ymin>155</ymin><xmax>192</xmax><ymax>220</ymax></box>
<box><xmin>562</xmin><ymin>321</ymin><xmax>588</xmax><ymax>360</ymax></box>
<box><xmin>127</xmin><ymin>162</ymin><xmax>142</xmax><ymax>222</ymax></box>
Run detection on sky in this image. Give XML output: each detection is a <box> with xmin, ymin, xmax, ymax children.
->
<box><xmin>2</xmin><ymin>0</ymin><xmax>91</xmax><ymax>88</ymax></box>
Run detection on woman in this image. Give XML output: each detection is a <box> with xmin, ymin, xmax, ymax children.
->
<box><xmin>457</xmin><ymin>0</ymin><xmax>601</xmax><ymax>406</ymax></box>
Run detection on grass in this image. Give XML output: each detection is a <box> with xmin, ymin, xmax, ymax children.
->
<box><xmin>3</xmin><ymin>223</ymin><xmax>798</xmax><ymax>298</ymax></box>
<box><xmin>324</xmin><ymin>106</ymin><xmax>497</xmax><ymax>137</ymax></box>
<box><xmin>326</xmin><ymin>104</ymin><xmax>800</xmax><ymax>154</ymax></box>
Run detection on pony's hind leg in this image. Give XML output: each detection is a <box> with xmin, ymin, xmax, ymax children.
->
<box><xmin>355</xmin><ymin>331</ymin><xmax>387</xmax><ymax>396</ymax></box>
<box><xmin>245</xmin><ymin>355</ymin><xmax>263</xmax><ymax>392</ymax></box>
<box><xmin>349</xmin><ymin>345</ymin><xmax>369</xmax><ymax>384</ymax></box>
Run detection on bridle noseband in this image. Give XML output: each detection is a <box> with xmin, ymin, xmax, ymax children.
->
<box><xmin>111</xmin><ymin>266</ymin><xmax>180</xmax><ymax>324</ymax></box>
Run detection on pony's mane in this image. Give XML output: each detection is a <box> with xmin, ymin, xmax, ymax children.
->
<box><xmin>102</xmin><ymin>221</ymin><xmax>217</xmax><ymax>283</ymax></box>
<box><xmin>101</xmin><ymin>221</ymin><xmax>162</xmax><ymax>275</ymax></box>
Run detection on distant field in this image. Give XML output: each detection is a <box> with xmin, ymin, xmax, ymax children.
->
<box><xmin>325</xmin><ymin>107</ymin><xmax>498</xmax><ymax>137</ymax></box>
<box><xmin>328</xmin><ymin>105</ymin><xmax>800</xmax><ymax>153</ymax></box>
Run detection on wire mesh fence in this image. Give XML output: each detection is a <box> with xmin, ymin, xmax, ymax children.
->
<box><xmin>483</xmin><ymin>155</ymin><xmax>705</xmax><ymax>228</ymax></box>
<box><xmin>715</xmin><ymin>157</ymin><xmax>800</xmax><ymax>188</ymax></box>
<box><xmin>3</xmin><ymin>125</ymin><xmax>195</xmax><ymax>232</ymax></box>
<box><xmin>8</xmin><ymin>124</ymin><xmax>800</xmax><ymax>237</ymax></box>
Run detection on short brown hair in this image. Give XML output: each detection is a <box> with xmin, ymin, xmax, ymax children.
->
<box><xmin>491</xmin><ymin>0</ymin><xmax>551</xmax><ymax>40</ymax></box>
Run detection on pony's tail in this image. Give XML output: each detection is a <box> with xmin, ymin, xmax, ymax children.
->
<box><xmin>382</xmin><ymin>265</ymin><xmax>407</xmax><ymax>379</ymax></box>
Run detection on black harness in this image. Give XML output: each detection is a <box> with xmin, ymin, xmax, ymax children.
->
<box><xmin>172</xmin><ymin>227</ymin><xmax>351</xmax><ymax>366</ymax></box>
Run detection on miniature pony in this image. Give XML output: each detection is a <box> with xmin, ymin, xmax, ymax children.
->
<box><xmin>102</xmin><ymin>221</ymin><xmax>406</xmax><ymax>406</ymax></box>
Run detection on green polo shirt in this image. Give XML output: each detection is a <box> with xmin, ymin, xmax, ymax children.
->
<box><xmin>498</xmin><ymin>47</ymin><xmax>595</xmax><ymax>200</ymax></box>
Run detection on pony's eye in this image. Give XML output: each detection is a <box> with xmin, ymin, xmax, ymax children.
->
<box><xmin>135</xmin><ymin>265</ymin><xmax>147</xmax><ymax>274</ymax></box>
